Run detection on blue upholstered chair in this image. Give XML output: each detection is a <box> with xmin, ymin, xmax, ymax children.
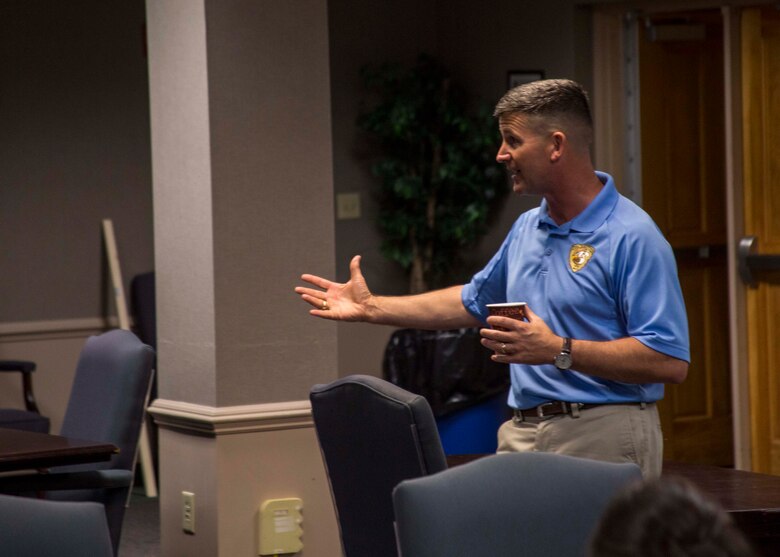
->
<box><xmin>0</xmin><ymin>494</ymin><xmax>113</xmax><ymax>557</ymax></box>
<box><xmin>310</xmin><ymin>374</ymin><xmax>448</xmax><ymax>557</ymax></box>
<box><xmin>393</xmin><ymin>452</ymin><xmax>643</xmax><ymax>557</ymax></box>
<box><xmin>0</xmin><ymin>329</ymin><xmax>155</xmax><ymax>556</ymax></box>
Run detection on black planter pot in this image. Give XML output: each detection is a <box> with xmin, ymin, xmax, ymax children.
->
<box><xmin>382</xmin><ymin>327</ymin><xmax>510</xmax><ymax>418</ymax></box>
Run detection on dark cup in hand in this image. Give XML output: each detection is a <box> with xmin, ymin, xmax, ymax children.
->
<box><xmin>486</xmin><ymin>302</ymin><xmax>527</xmax><ymax>331</ymax></box>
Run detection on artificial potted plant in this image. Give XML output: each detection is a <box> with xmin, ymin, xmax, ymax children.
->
<box><xmin>357</xmin><ymin>54</ymin><xmax>508</xmax><ymax>294</ymax></box>
<box><xmin>358</xmin><ymin>55</ymin><xmax>511</xmax><ymax>448</ymax></box>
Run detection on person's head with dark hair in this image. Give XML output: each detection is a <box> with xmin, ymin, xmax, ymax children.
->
<box><xmin>494</xmin><ymin>79</ymin><xmax>594</xmax><ymax>149</ymax></box>
<box><xmin>590</xmin><ymin>478</ymin><xmax>757</xmax><ymax>557</ymax></box>
<box><xmin>493</xmin><ymin>78</ymin><xmax>600</xmax><ymax>207</ymax></box>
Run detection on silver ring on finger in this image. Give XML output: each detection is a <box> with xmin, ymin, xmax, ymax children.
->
<box><xmin>500</xmin><ymin>343</ymin><xmax>508</xmax><ymax>355</ymax></box>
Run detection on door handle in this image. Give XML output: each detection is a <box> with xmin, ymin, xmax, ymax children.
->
<box><xmin>738</xmin><ymin>236</ymin><xmax>780</xmax><ymax>287</ymax></box>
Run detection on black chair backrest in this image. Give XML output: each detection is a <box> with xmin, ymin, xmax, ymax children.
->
<box><xmin>130</xmin><ymin>271</ymin><xmax>156</xmax><ymax>351</ymax></box>
<box><xmin>393</xmin><ymin>452</ymin><xmax>643</xmax><ymax>557</ymax></box>
<box><xmin>310</xmin><ymin>374</ymin><xmax>447</xmax><ymax>557</ymax></box>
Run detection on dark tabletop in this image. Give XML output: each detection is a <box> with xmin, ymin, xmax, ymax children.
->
<box><xmin>0</xmin><ymin>427</ymin><xmax>117</xmax><ymax>472</ymax></box>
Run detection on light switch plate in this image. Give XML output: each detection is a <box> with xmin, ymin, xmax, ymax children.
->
<box><xmin>182</xmin><ymin>491</ymin><xmax>195</xmax><ymax>534</ymax></box>
<box><xmin>336</xmin><ymin>192</ymin><xmax>361</xmax><ymax>220</ymax></box>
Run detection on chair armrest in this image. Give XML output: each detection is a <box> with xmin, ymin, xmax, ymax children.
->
<box><xmin>0</xmin><ymin>360</ymin><xmax>41</xmax><ymax>414</ymax></box>
<box><xmin>0</xmin><ymin>361</ymin><xmax>36</xmax><ymax>374</ymax></box>
<box><xmin>0</xmin><ymin>469</ymin><xmax>133</xmax><ymax>493</ymax></box>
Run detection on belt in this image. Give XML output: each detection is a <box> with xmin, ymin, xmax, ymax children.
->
<box><xmin>512</xmin><ymin>401</ymin><xmax>647</xmax><ymax>422</ymax></box>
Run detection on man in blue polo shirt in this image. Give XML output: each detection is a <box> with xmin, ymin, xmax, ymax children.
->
<box><xmin>295</xmin><ymin>79</ymin><xmax>689</xmax><ymax>477</ymax></box>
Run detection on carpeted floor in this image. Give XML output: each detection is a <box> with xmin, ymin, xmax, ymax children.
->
<box><xmin>120</xmin><ymin>488</ymin><xmax>160</xmax><ymax>557</ymax></box>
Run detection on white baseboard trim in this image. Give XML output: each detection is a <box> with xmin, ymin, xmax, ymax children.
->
<box><xmin>148</xmin><ymin>398</ymin><xmax>314</xmax><ymax>436</ymax></box>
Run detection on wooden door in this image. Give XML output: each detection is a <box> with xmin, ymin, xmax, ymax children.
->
<box><xmin>741</xmin><ymin>6</ymin><xmax>780</xmax><ymax>475</ymax></box>
<box><xmin>638</xmin><ymin>10</ymin><xmax>733</xmax><ymax>465</ymax></box>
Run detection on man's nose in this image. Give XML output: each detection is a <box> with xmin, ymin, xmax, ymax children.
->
<box><xmin>496</xmin><ymin>148</ymin><xmax>510</xmax><ymax>163</ymax></box>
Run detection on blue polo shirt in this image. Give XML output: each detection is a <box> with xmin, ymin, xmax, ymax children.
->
<box><xmin>462</xmin><ymin>172</ymin><xmax>690</xmax><ymax>408</ymax></box>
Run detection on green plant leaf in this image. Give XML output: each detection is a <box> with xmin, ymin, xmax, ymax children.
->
<box><xmin>358</xmin><ymin>54</ymin><xmax>510</xmax><ymax>292</ymax></box>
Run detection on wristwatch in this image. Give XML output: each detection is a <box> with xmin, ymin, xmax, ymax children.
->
<box><xmin>554</xmin><ymin>337</ymin><xmax>572</xmax><ymax>370</ymax></box>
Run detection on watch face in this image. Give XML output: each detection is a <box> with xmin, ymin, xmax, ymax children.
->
<box><xmin>555</xmin><ymin>353</ymin><xmax>572</xmax><ymax>370</ymax></box>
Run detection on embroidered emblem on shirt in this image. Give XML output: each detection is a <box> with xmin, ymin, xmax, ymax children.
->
<box><xmin>569</xmin><ymin>244</ymin><xmax>595</xmax><ymax>272</ymax></box>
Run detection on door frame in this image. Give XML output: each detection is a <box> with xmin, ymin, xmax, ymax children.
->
<box><xmin>591</xmin><ymin>2</ymin><xmax>767</xmax><ymax>470</ymax></box>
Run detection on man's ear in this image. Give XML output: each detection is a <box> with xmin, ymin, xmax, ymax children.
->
<box><xmin>550</xmin><ymin>131</ymin><xmax>565</xmax><ymax>162</ymax></box>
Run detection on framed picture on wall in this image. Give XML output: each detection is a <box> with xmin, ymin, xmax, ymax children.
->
<box><xmin>507</xmin><ymin>70</ymin><xmax>545</xmax><ymax>90</ymax></box>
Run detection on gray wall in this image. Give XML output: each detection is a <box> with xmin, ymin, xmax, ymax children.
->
<box><xmin>328</xmin><ymin>0</ymin><xmax>593</xmax><ymax>295</ymax></box>
<box><xmin>1</xmin><ymin>0</ymin><xmax>592</xmax><ymax>349</ymax></box>
<box><xmin>1</xmin><ymin>1</ymin><xmax>153</xmax><ymax>323</ymax></box>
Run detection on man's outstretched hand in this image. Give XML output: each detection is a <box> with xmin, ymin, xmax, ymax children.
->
<box><xmin>295</xmin><ymin>255</ymin><xmax>373</xmax><ymax>322</ymax></box>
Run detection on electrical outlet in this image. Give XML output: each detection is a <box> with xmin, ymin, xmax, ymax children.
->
<box><xmin>182</xmin><ymin>491</ymin><xmax>195</xmax><ymax>534</ymax></box>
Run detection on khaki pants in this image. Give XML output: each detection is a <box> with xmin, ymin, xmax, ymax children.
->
<box><xmin>497</xmin><ymin>403</ymin><xmax>662</xmax><ymax>478</ymax></box>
